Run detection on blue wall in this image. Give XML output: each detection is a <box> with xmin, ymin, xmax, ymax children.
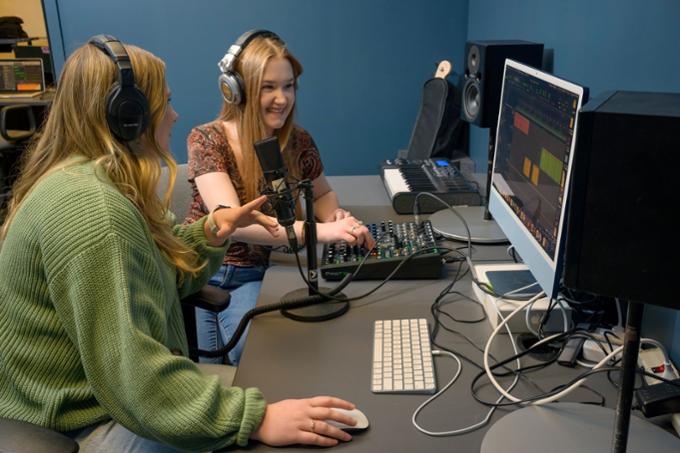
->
<box><xmin>44</xmin><ymin>0</ymin><xmax>468</xmax><ymax>175</ymax></box>
<box><xmin>467</xmin><ymin>0</ymin><xmax>680</xmax><ymax>363</ymax></box>
<box><xmin>44</xmin><ymin>0</ymin><xmax>680</xmax><ymax>361</ymax></box>
<box><xmin>467</xmin><ymin>0</ymin><xmax>680</xmax><ymax>170</ymax></box>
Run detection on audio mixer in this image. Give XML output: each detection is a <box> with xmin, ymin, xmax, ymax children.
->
<box><xmin>320</xmin><ymin>220</ymin><xmax>443</xmax><ymax>281</ymax></box>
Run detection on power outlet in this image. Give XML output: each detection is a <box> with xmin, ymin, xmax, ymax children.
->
<box><xmin>638</xmin><ymin>345</ymin><xmax>680</xmax><ymax>437</ymax></box>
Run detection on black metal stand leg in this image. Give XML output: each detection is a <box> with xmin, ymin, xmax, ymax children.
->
<box><xmin>280</xmin><ymin>179</ymin><xmax>348</xmax><ymax>322</ymax></box>
<box><xmin>612</xmin><ymin>300</ymin><xmax>644</xmax><ymax>453</ymax></box>
<box><xmin>483</xmin><ymin>127</ymin><xmax>496</xmax><ymax>221</ymax></box>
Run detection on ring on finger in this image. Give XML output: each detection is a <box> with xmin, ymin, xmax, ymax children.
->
<box><xmin>310</xmin><ymin>420</ymin><xmax>316</xmax><ymax>432</ymax></box>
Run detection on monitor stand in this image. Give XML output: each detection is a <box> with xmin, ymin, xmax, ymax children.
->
<box><xmin>430</xmin><ymin>205</ymin><xmax>507</xmax><ymax>243</ymax></box>
<box><xmin>481</xmin><ymin>402</ymin><xmax>680</xmax><ymax>453</ymax></box>
<box><xmin>429</xmin><ymin>130</ymin><xmax>507</xmax><ymax>244</ymax></box>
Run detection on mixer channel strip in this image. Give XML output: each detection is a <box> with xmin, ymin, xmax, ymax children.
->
<box><xmin>320</xmin><ymin>220</ymin><xmax>443</xmax><ymax>280</ymax></box>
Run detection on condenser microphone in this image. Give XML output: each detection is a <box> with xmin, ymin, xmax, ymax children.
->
<box><xmin>254</xmin><ymin>136</ymin><xmax>298</xmax><ymax>249</ymax></box>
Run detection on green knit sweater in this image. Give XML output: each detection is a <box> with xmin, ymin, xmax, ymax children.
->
<box><xmin>0</xmin><ymin>162</ymin><xmax>266</xmax><ymax>451</ymax></box>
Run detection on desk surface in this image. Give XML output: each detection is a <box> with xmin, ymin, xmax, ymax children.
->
<box><xmin>231</xmin><ymin>175</ymin><xmax>629</xmax><ymax>452</ymax></box>
<box><xmin>0</xmin><ymin>89</ymin><xmax>54</xmax><ymax>106</ymax></box>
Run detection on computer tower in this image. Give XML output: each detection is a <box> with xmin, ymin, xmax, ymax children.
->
<box><xmin>564</xmin><ymin>91</ymin><xmax>680</xmax><ymax>307</ymax></box>
<box><xmin>461</xmin><ymin>40</ymin><xmax>544</xmax><ymax>128</ymax></box>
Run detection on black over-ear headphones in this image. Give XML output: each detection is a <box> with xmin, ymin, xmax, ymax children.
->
<box><xmin>217</xmin><ymin>29</ymin><xmax>282</xmax><ymax>105</ymax></box>
<box><xmin>88</xmin><ymin>34</ymin><xmax>150</xmax><ymax>142</ymax></box>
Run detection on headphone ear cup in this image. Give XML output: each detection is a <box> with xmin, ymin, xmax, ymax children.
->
<box><xmin>218</xmin><ymin>71</ymin><xmax>245</xmax><ymax>105</ymax></box>
<box><xmin>106</xmin><ymin>83</ymin><xmax>150</xmax><ymax>142</ymax></box>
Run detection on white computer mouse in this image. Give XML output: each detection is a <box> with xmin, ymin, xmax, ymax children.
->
<box><xmin>325</xmin><ymin>407</ymin><xmax>370</xmax><ymax>431</ymax></box>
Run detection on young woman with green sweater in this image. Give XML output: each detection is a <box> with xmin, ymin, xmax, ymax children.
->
<box><xmin>0</xmin><ymin>36</ymin><xmax>357</xmax><ymax>452</ymax></box>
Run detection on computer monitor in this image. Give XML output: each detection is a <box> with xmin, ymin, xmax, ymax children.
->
<box><xmin>487</xmin><ymin>59</ymin><xmax>587</xmax><ymax>299</ymax></box>
<box><xmin>0</xmin><ymin>59</ymin><xmax>45</xmax><ymax>96</ymax></box>
<box><xmin>482</xmin><ymin>83</ymin><xmax>680</xmax><ymax>453</ymax></box>
<box><xmin>13</xmin><ymin>45</ymin><xmax>54</xmax><ymax>86</ymax></box>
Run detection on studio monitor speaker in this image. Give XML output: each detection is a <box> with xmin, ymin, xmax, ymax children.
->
<box><xmin>462</xmin><ymin>40</ymin><xmax>544</xmax><ymax>128</ymax></box>
<box><xmin>564</xmin><ymin>91</ymin><xmax>680</xmax><ymax>307</ymax></box>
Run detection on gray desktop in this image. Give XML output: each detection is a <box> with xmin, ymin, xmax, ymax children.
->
<box><xmin>229</xmin><ymin>62</ymin><xmax>680</xmax><ymax>451</ymax></box>
<box><xmin>225</xmin><ymin>173</ymin><xmax>678</xmax><ymax>452</ymax></box>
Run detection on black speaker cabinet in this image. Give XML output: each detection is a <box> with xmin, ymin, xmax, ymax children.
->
<box><xmin>564</xmin><ymin>91</ymin><xmax>680</xmax><ymax>308</ymax></box>
<box><xmin>462</xmin><ymin>40</ymin><xmax>544</xmax><ymax>128</ymax></box>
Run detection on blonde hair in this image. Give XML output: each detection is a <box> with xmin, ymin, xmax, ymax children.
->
<box><xmin>1</xmin><ymin>42</ymin><xmax>205</xmax><ymax>277</ymax></box>
<box><xmin>218</xmin><ymin>35</ymin><xmax>304</xmax><ymax>202</ymax></box>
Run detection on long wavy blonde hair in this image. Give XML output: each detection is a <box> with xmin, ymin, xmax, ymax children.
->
<box><xmin>218</xmin><ymin>35</ymin><xmax>304</xmax><ymax>203</ymax></box>
<box><xmin>1</xmin><ymin>41</ymin><xmax>205</xmax><ymax>277</ymax></box>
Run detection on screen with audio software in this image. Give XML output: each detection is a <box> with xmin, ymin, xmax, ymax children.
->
<box><xmin>0</xmin><ymin>59</ymin><xmax>45</xmax><ymax>93</ymax></box>
<box><xmin>488</xmin><ymin>59</ymin><xmax>587</xmax><ymax>298</ymax></box>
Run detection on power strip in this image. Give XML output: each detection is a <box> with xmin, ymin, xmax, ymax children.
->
<box><xmin>638</xmin><ymin>345</ymin><xmax>680</xmax><ymax>437</ymax></box>
<box><xmin>580</xmin><ymin>327</ymin><xmax>624</xmax><ymax>363</ymax></box>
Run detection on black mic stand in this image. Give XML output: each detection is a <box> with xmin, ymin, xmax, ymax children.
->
<box><xmin>280</xmin><ymin>179</ymin><xmax>349</xmax><ymax>322</ymax></box>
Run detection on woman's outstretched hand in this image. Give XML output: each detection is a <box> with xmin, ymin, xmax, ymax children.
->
<box><xmin>207</xmin><ymin>195</ymin><xmax>279</xmax><ymax>245</ymax></box>
<box><xmin>251</xmin><ymin>396</ymin><xmax>356</xmax><ymax>447</ymax></box>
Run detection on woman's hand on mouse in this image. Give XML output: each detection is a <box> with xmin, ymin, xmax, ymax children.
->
<box><xmin>251</xmin><ymin>396</ymin><xmax>356</xmax><ymax>447</ymax></box>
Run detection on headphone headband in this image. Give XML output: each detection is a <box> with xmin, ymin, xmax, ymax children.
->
<box><xmin>89</xmin><ymin>34</ymin><xmax>135</xmax><ymax>87</ymax></box>
<box><xmin>217</xmin><ymin>29</ymin><xmax>283</xmax><ymax>105</ymax></box>
<box><xmin>88</xmin><ymin>34</ymin><xmax>150</xmax><ymax>143</ymax></box>
<box><xmin>218</xmin><ymin>29</ymin><xmax>281</xmax><ymax>74</ymax></box>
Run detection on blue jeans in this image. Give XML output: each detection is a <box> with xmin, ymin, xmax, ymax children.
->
<box><xmin>67</xmin><ymin>419</ymin><xmax>195</xmax><ymax>452</ymax></box>
<box><xmin>196</xmin><ymin>264</ymin><xmax>266</xmax><ymax>365</ymax></box>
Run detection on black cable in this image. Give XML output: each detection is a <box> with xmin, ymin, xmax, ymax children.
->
<box><xmin>429</xmin><ymin>257</ymin><xmax>557</xmax><ymax>393</ymax></box>
<box><xmin>293</xmin><ymin>244</ymin><xmax>459</xmax><ymax>304</ymax></box>
<box><xmin>208</xmin><ymin>234</ymin><xmax>460</xmax><ymax>357</ymax></box>
<box><xmin>472</xmin><ymin>358</ymin><xmax>680</xmax><ymax>408</ymax></box>
<box><xmin>471</xmin><ymin>366</ymin><xmax>621</xmax><ymax>407</ymax></box>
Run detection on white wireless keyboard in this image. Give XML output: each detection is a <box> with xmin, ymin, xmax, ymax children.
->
<box><xmin>371</xmin><ymin>318</ymin><xmax>436</xmax><ymax>394</ymax></box>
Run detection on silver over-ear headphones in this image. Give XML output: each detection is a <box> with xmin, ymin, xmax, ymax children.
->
<box><xmin>217</xmin><ymin>29</ymin><xmax>282</xmax><ymax>105</ymax></box>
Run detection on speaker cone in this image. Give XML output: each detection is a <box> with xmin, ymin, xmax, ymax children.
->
<box><xmin>463</xmin><ymin>77</ymin><xmax>480</xmax><ymax>122</ymax></box>
<box><xmin>467</xmin><ymin>44</ymin><xmax>480</xmax><ymax>76</ymax></box>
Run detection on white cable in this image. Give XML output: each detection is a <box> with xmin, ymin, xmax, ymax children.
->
<box><xmin>532</xmin><ymin>345</ymin><xmax>623</xmax><ymax>405</ymax></box>
<box><xmin>532</xmin><ymin>337</ymin><xmax>666</xmax><ymax>405</ymax></box>
<box><xmin>506</xmin><ymin>244</ymin><xmax>516</xmax><ymax>259</ymax></box>
<box><xmin>412</xmin><ymin>350</ymin><xmax>465</xmax><ymax>436</ymax></box>
<box><xmin>485</xmin><ymin>280</ymin><xmax>542</xmax><ymax>337</ymax></box>
<box><xmin>614</xmin><ymin>298</ymin><xmax>623</xmax><ymax>328</ymax></box>
<box><xmin>485</xmin><ymin>308</ymin><xmax>666</xmax><ymax>405</ymax></box>
<box><xmin>556</xmin><ymin>297</ymin><xmax>572</xmax><ymax>331</ymax></box>
<box><xmin>524</xmin><ymin>298</ymin><xmax>540</xmax><ymax>337</ymax></box>
<box><xmin>483</xmin><ymin>292</ymin><xmax>546</xmax><ymax>403</ymax></box>
<box><xmin>525</xmin><ymin>295</ymin><xmax>570</xmax><ymax>337</ymax></box>
<box><xmin>576</xmin><ymin>359</ymin><xmax>596</xmax><ymax>369</ymax></box>
<box><xmin>411</xmin><ymin>350</ymin><xmax>515</xmax><ymax>436</ymax></box>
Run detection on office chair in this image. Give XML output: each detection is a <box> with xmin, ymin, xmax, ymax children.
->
<box><xmin>0</xmin><ymin>164</ymin><xmax>233</xmax><ymax>452</ymax></box>
<box><xmin>0</xmin><ymin>104</ymin><xmax>37</xmax><ymax>221</ymax></box>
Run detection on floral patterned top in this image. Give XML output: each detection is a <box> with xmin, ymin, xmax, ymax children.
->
<box><xmin>184</xmin><ymin>121</ymin><xmax>324</xmax><ymax>267</ymax></box>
